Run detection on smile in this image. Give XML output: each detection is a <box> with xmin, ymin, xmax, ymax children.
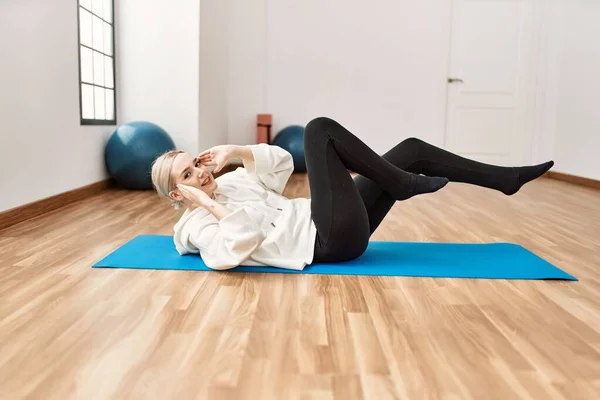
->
<box><xmin>201</xmin><ymin>176</ymin><xmax>211</xmax><ymax>186</ymax></box>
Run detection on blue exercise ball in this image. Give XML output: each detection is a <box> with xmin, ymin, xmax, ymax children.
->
<box><xmin>272</xmin><ymin>125</ymin><xmax>306</xmax><ymax>172</ymax></box>
<box><xmin>105</xmin><ymin>121</ymin><xmax>176</xmax><ymax>190</ymax></box>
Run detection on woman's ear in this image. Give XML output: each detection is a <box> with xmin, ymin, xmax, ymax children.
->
<box><xmin>169</xmin><ymin>189</ymin><xmax>183</xmax><ymax>202</ymax></box>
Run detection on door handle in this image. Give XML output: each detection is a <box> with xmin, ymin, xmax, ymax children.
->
<box><xmin>448</xmin><ymin>78</ymin><xmax>464</xmax><ymax>83</ymax></box>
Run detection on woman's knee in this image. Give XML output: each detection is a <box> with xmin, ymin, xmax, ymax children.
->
<box><xmin>388</xmin><ymin>137</ymin><xmax>427</xmax><ymax>162</ymax></box>
<box><xmin>398</xmin><ymin>137</ymin><xmax>425</xmax><ymax>151</ymax></box>
<box><xmin>305</xmin><ymin>117</ymin><xmax>337</xmax><ymax>136</ymax></box>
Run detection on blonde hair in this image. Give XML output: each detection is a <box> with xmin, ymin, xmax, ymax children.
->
<box><xmin>151</xmin><ymin>150</ymin><xmax>184</xmax><ymax>209</ymax></box>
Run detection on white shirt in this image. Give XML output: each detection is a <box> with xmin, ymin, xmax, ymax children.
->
<box><xmin>173</xmin><ymin>143</ymin><xmax>318</xmax><ymax>270</ymax></box>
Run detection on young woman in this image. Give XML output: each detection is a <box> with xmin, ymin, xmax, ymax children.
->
<box><xmin>151</xmin><ymin>117</ymin><xmax>553</xmax><ymax>271</ymax></box>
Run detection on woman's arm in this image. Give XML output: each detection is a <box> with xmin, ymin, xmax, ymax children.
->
<box><xmin>232</xmin><ymin>145</ymin><xmax>255</xmax><ymax>168</ymax></box>
<box><xmin>178</xmin><ymin>184</ymin><xmax>233</xmax><ymax>221</ymax></box>
<box><xmin>199</xmin><ymin>143</ymin><xmax>293</xmax><ymax>193</ymax></box>
<box><xmin>201</xmin><ymin>196</ymin><xmax>233</xmax><ymax>221</ymax></box>
<box><xmin>198</xmin><ymin>145</ymin><xmax>254</xmax><ymax>173</ymax></box>
<box><xmin>239</xmin><ymin>144</ymin><xmax>294</xmax><ymax>194</ymax></box>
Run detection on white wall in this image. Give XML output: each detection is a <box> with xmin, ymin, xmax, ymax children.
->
<box><xmin>224</xmin><ymin>0</ymin><xmax>452</xmax><ymax>153</ymax></box>
<box><xmin>0</xmin><ymin>0</ymin><xmax>114</xmax><ymax>213</ymax></box>
<box><xmin>199</xmin><ymin>0</ymin><xmax>230</xmax><ymax>150</ymax></box>
<box><xmin>531</xmin><ymin>0</ymin><xmax>559</xmax><ymax>165</ymax></box>
<box><xmin>533</xmin><ymin>0</ymin><xmax>600</xmax><ymax>180</ymax></box>
<box><xmin>226</xmin><ymin>0</ymin><xmax>599</xmax><ymax>179</ymax></box>
<box><xmin>226</xmin><ymin>0</ymin><xmax>268</xmax><ymax>145</ymax></box>
<box><xmin>267</xmin><ymin>0</ymin><xmax>452</xmax><ymax>153</ymax></box>
<box><xmin>117</xmin><ymin>0</ymin><xmax>201</xmax><ymax>154</ymax></box>
<box><xmin>551</xmin><ymin>0</ymin><xmax>600</xmax><ymax>180</ymax></box>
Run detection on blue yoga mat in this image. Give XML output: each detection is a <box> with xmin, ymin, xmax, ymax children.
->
<box><xmin>92</xmin><ymin>235</ymin><xmax>577</xmax><ymax>280</ymax></box>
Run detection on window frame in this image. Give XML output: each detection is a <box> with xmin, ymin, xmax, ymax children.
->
<box><xmin>76</xmin><ymin>0</ymin><xmax>117</xmax><ymax>126</ymax></box>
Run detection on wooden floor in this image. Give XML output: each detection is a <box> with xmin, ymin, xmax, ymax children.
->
<box><xmin>1</xmin><ymin>175</ymin><xmax>600</xmax><ymax>399</ymax></box>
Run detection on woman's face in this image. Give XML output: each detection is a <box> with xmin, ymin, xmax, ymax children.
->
<box><xmin>169</xmin><ymin>152</ymin><xmax>218</xmax><ymax>203</ymax></box>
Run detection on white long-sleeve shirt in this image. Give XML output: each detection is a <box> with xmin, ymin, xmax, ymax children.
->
<box><xmin>173</xmin><ymin>143</ymin><xmax>318</xmax><ymax>270</ymax></box>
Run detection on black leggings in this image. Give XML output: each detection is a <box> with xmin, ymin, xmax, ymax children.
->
<box><xmin>305</xmin><ymin>117</ymin><xmax>532</xmax><ymax>263</ymax></box>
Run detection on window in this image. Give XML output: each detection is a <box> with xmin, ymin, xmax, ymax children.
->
<box><xmin>77</xmin><ymin>0</ymin><xmax>116</xmax><ymax>125</ymax></box>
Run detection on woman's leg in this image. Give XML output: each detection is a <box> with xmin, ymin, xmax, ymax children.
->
<box><xmin>354</xmin><ymin>137</ymin><xmax>554</xmax><ymax>235</ymax></box>
<box><xmin>304</xmin><ymin>117</ymin><xmax>449</xmax><ymax>263</ymax></box>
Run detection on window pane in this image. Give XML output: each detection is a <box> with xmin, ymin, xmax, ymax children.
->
<box><xmin>80</xmin><ymin>46</ymin><xmax>93</xmax><ymax>83</ymax></box>
<box><xmin>79</xmin><ymin>8</ymin><xmax>92</xmax><ymax>47</ymax></box>
<box><xmin>92</xmin><ymin>15</ymin><xmax>104</xmax><ymax>53</ymax></box>
<box><xmin>105</xmin><ymin>89</ymin><xmax>114</xmax><ymax>120</ymax></box>
<box><xmin>93</xmin><ymin>51</ymin><xmax>104</xmax><ymax>86</ymax></box>
<box><xmin>103</xmin><ymin>0</ymin><xmax>113</xmax><ymax>23</ymax></box>
<box><xmin>82</xmin><ymin>84</ymin><xmax>94</xmax><ymax>119</ymax></box>
<box><xmin>94</xmin><ymin>86</ymin><xmax>105</xmax><ymax>119</ymax></box>
<box><xmin>104</xmin><ymin>22</ymin><xmax>112</xmax><ymax>56</ymax></box>
<box><xmin>80</xmin><ymin>0</ymin><xmax>92</xmax><ymax>11</ymax></box>
<box><xmin>92</xmin><ymin>0</ymin><xmax>103</xmax><ymax>17</ymax></box>
<box><xmin>104</xmin><ymin>56</ymin><xmax>114</xmax><ymax>88</ymax></box>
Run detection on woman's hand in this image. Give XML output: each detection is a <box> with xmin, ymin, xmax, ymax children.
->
<box><xmin>177</xmin><ymin>184</ymin><xmax>213</xmax><ymax>207</ymax></box>
<box><xmin>198</xmin><ymin>145</ymin><xmax>239</xmax><ymax>173</ymax></box>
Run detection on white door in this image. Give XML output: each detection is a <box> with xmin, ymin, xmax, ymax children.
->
<box><xmin>444</xmin><ymin>0</ymin><xmax>538</xmax><ymax>166</ymax></box>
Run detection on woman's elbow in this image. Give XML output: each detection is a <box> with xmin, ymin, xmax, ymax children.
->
<box><xmin>202</xmin><ymin>234</ymin><xmax>264</xmax><ymax>270</ymax></box>
<box><xmin>203</xmin><ymin>246</ymin><xmax>259</xmax><ymax>270</ymax></box>
<box><xmin>205</xmin><ymin>261</ymin><xmax>238</xmax><ymax>271</ymax></box>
